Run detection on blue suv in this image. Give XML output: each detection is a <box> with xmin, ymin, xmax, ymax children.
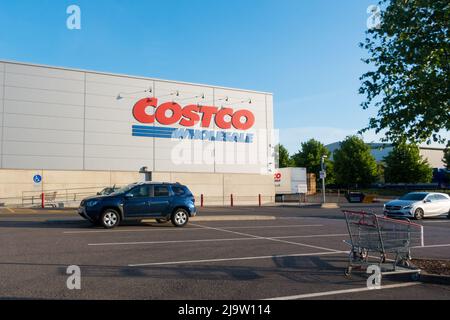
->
<box><xmin>78</xmin><ymin>182</ymin><xmax>197</xmax><ymax>229</ymax></box>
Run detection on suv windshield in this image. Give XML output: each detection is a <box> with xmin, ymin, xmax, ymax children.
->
<box><xmin>111</xmin><ymin>183</ymin><xmax>138</xmax><ymax>195</ymax></box>
<box><xmin>399</xmin><ymin>193</ymin><xmax>427</xmax><ymax>201</ymax></box>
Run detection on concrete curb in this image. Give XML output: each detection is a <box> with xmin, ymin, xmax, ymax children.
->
<box><xmin>0</xmin><ymin>208</ymin><xmax>76</xmax><ymax>215</ymax></box>
<box><xmin>419</xmin><ymin>272</ymin><xmax>450</xmax><ymax>285</ymax></box>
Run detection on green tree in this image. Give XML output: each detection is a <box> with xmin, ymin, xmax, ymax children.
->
<box><xmin>292</xmin><ymin>139</ymin><xmax>334</xmax><ymax>183</ymax></box>
<box><xmin>383</xmin><ymin>142</ymin><xmax>433</xmax><ymax>183</ymax></box>
<box><xmin>275</xmin><ymin>144</ymin><xmax>294</xmax><ymax>168</ymax></box>
<box><xmin>444</xmin><ymin>148</ymin><xmax>450</xmax><ymax>169</ymax></box>
<box><xmin>333</xmin><ymin>136</ymin><xmax>379</xmax><ymax>187</ymax></box>
<box><xmin>359</xmin><ymin>0</ymin><xmax>450</xmax><ymax>145</ymax></box>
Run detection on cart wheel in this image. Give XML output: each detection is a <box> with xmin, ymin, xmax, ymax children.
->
<box><xmin>399</xmin><ymin>259</ymin><xmax>411</xmax><ymax>267</ymax></box>
<box><xmin>381</xmin><ymin>255</ymin><xmax>386</xmax><ymax>264</ymax></box>
<box><xmin>361</xmin><ymin>249</ymin><xmax>368</xmax><ymax>260</ymax></box>
<box><xmin>345</xmin><ymin>267</ymin><xmax>352</xmax><ymax>278</ymax></box>
<box><xmin>411</xmin><ymin>273</ymin><xmax>421</xmax><ymax>281</ymax></box>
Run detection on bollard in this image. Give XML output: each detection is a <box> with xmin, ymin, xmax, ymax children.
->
<box><xmin>201</xmin><ymin>194</ymin><xmax>204</xmax><ymax>208</ymax></box>
<box><xmin>231</xmin><ymin>194</ymin><xmax>234</xmax><ymax>207</ymax></box>
<box><xmin>41</xmin><ymin>193</ymin><xmax>45</xmax><ymax>209</ymax></box>
<box><xmin>258</xmin><ymin>194</ymin><xmax>262</xmax><ymax>207</ymax></box>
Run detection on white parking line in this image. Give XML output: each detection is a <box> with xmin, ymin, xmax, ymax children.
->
<box><xmin>63</xmin><ymin>224</ymin><xmax>323</xmax><ymax>235</ymax></box>
<box><xmin>88</xmin><ymin>234</ymin><xmax>348</xmax><ymax>247</ymax></box>
<box><xmin>413</xmin><ymin>243</ymin><xmax>450</xmax><ymax>249</ymax></box>
<box><xmin>208</xmin><ymin>224</ymin><xmax>324</xmax><ymax>229</ymax></box>
<box><xmin>190</xmin><ymin>223</ymin><xmax>341</xmax><ymax>253</ymax></box>
<box><xmin>423</xmin><ymin>220</ymin><xmax>450</xmax><ymax>223</ymax></box>
<box><xmin>64</xmin><ymin>227</ymin><xmax>205</xmax><ymax>234</ymax></box>
<box><xmin>128</xmin><ymin>250</ymin><xmax>348</xmax><ymax>267</ymax></box>
<box><xmin>264</xmin><ymin>282</ymin><xmax>420</xmax><ymax>300</ymax></box>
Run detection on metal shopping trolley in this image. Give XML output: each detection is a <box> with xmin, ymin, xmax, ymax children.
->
<box><xmin>343</xmin><ymin>210</ymin><xmax>424</xmax><ymax>279</ymax></box>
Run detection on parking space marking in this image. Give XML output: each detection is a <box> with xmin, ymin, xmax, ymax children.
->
<box><xmin>63</xmin><ymin>224</ymin><xmax>323</xmax><ymax>235</ymax></box>
<box><xmin>413</xmin><ymin>243</ymin><xmax>450</xmax><ymax>249</ymax></box>
<box><xmin>191</xmin><ymin>223</ymin><xmax>342</xmax><ymax>253</ymax></box>
<box><xmin>88</xmin><ymin>234</ymin><xmax>349</xmax><ymax>247</ymax></box>
<box><xmin>264</xmin><ymin>282</ymin><xmax>420</xmax><ymax>300</ymax></box>
<box><xmin>128</xmin><ymin>250</ymin><xmax>348</xmax><ymax>267</ymax></box>
<box><xmin>63</xmin><ymin>227</ymin><xmax>209</xmax><ymax>234</ymax></box>
<box><xmin>206</xmin><ymin>224</ymin><xmax>324</xmax><ymax>229</ymax></box>
<box><xmin>422</xmin><ymin>220</ymin><xmax>450</xmax><ymax>223</ymax></box>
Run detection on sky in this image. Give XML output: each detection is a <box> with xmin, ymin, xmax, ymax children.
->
<box><xmin>1</xmin><ymin>0</ymin><xmax>439</xmax><ymax>154</ymax></box>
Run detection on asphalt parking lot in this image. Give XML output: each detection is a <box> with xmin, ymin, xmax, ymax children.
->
<box><xmin>0</xmin><ymin>205</ymin><xmax>449</xmax><ymax>300</ymax></box>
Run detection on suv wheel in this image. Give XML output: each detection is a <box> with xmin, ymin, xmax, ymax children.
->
<box><xmin>171</xmin><ymin>209</ymin><xmax>189</xmax><ymax>227</ymax></box>
<box><xmin>100</xmin><ymin>209</ymin><xmax>120</xmax><ymax>229</ymax></box>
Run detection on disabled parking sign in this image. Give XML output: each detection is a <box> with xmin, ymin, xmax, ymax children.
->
<box><xmin>33</xmin><ymin>174</ymin><xmax>42</xmax><ymax>184</ymax></box>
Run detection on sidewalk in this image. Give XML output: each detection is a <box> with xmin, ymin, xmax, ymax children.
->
<box><xmin>268</xmin><ymin>202</ymin><xmax>385</xmax><ymax>208</ymax></box>
<box><xmin>0</xmin><ymin>201</ymin><xmax>386</xmax><ymax>215</ymax></box>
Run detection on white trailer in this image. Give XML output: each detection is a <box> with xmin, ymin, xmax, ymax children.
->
<box><xmin>274</xmin><ymin>168</ymin><xmax>308</xmax><ymax>195</ymax></box>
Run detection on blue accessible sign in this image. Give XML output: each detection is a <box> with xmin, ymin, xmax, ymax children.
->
<box><xmin>33</xmin><ymin>174</ymin><xmax>42</xmax><ymax>184</ymax></box>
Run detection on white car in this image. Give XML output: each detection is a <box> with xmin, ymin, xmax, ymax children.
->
<box><xmin>384</xmin><ymin>192</ymin><xmax>450</xmax><ymax>220</ymax></box>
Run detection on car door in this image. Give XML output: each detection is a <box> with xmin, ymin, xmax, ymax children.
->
<box><xmin>148</xmin><ymin>185</ymin><xmax>173</xmax><ymax>216</ymax></box>
<box><xmin>123</xmin><ymin>185</ymin><xmax>152</xmax><ymax>218</ymax></box>
<box><xmin>423</xmin><ymin>195</ymin><xmax>440</xmax><ymax>216</ymax></box>
<box><xmin>434</xmin><ymin>194</ymin><xmax>450</xmax><ymax>215</ymax></box>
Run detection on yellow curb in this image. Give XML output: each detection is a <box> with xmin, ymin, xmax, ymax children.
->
<box><xmin>0</xmin><ymin>209</ymin><xmax>76</xmax><ymax>215</ymax></box>
<box><xmin>321</xmin><ymin>203</ymin><xmax>340</xmax><ymax>209</ymax></box>
<box><xmin>142</xmin><ymin>215</ymin><xmax>276</xmax><ymax>223</ymax></box>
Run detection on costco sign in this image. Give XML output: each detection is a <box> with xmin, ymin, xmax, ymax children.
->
<box><xmin>132</xmin><ymin>98</ymin><xmax>255</xmax><ymax>143</ymax></box>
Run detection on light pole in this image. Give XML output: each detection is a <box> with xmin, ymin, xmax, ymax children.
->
<box><xmin>321</xmin><ymin>155</ymin><xmax>327</xmax><ymax>204</ymax></box>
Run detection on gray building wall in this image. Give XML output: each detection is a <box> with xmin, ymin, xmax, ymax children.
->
<box><xmin>0</xmin><ymin>61</ymin><xmax>275</xmax><ymax>174</ymax></box>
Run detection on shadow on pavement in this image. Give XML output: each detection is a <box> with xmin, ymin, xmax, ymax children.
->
<box><xmin>0</xmin><ymin>255</ymin><xmax>365</xmax><ymax>286</ymax></box>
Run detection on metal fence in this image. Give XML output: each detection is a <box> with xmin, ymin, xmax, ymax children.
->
<box><xmin>198</xmin><ymin>194</ymin><xmax>276</xmax><ymax>207</ymax></box>
<box><xmin>20</xmin><ymin>186</ymin><xmax>112</xmax><ymax>208</ymax></box>
<box><xmin>1</xmin><ymin>189</ymin><xmax>277</xmax><ymax>209</ymax></box>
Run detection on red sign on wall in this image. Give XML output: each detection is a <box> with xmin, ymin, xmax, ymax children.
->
<box><xmin>274</xmin><ymin>172</ymin><xmax>282</xmax><ymax>183</ymax></box>
<box><xmin>133</xmin><ymin>98</ymin><xmax>256</xmax><ymax>131</ymax></box>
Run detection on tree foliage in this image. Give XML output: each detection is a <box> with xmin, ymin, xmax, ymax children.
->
<box><xmin>383</xmin><ymin>142</ymin><xmax>433</xmax><ymax>183</ymax></box>
<box><xmin>292</xmin><ymin>139</ymin><xmax>334</xmax><ymax>182</ymax></box>
<box><xmin>359</xmin><ymin>0</ymin><xmax>450</xmax><ymax>145</ymax></box>
<box><xmin>276</xmin><ymin>144</ymin><xmax>294</xmax><ymax>168</ymax></box>
<box><xmin>333</xmin><ymin>136</ymin><xmax>379</xmax><ymax>187</ymax></box>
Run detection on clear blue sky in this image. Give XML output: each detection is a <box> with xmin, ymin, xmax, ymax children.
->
<box><xmin>0</xmin><ymin>0</ymin><xmax>385</xmax><ymax>153</ymax></box>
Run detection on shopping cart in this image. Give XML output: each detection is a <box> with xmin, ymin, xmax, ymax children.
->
<box><xmin>343</xmin><ymin>210</ymin><xmax>424</xmax><ymax>279</ymax></box>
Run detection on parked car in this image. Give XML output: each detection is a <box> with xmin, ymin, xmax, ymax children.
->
<box><xmin>97</xmin><ymin>186</ymin><xmax>121</xmax><ymax>196</ymax></box>
<box><xmin>384</xmin><ymin>192</ymin><xmax>450</xmax><ymax>220</ymax></box>
<box><xmin>78</xmin><ymin>182</ymin><xmax>197</xmax><ymax>228</ymax></box>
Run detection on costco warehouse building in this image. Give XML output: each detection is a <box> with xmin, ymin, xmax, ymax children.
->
<box><xmin>0</xmin><ymin>61</ymin><xmax>276</xmax><ymax>206</ymax></box>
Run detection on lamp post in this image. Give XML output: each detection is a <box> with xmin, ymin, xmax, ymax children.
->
<box><xmin>321</xmin><ymin>155</ymin><xmax>327</xmax><ymax>204</ymax></box>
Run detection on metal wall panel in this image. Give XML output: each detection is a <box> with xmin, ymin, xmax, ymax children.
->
<box><xmin>0</xmin><ymin>61</ymin><xmax>274</xmax><ymax>174</ymax></box>
<box><xmin>213</xmin><ymin>88</ymin><xmax>270</xmax><ymax>174</ymax></box>
<box><xmin>2</xmin><ymin>63</ymin><xmax>84</xmax><ymax>170</ymax></box>
<box><xmin>84</xmin><ymin>73</ymin><xmax>154</xmax><ymax>171</ymax></box>
<box><xmin>265</xmin><ymin>95</ymin><xmax>276</xmax><ymax>174</ymax></box>
<box><xmin>152</xmin><ymin>81</ymin><xmax>215</xmax><ymax>173</ymax></box>
<box><xmin>0</xmin><ymin>63</ymin><xmax>4</xmax><ymax>167</ymax></box>
<box><xmin>5</xmin><ymin>63</ymin><xmax>85</xmax><ymax>81</ymax></box>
